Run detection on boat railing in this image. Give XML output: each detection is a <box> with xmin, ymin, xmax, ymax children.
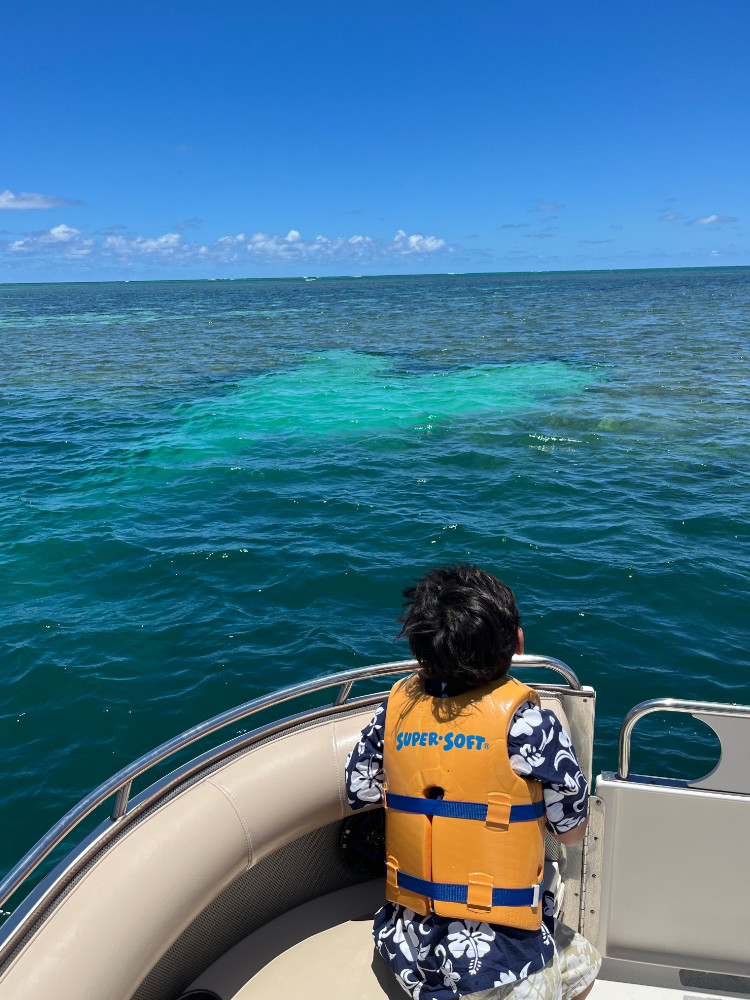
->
<box><xmin>0</xmin><ymin>654</ymin><xmax>579</xmax><ymax>912</ymax></box>
<box><xmin>618</xmin><ymin>697</ymin><xmax>750</xmax><ymax>780</ymax></box>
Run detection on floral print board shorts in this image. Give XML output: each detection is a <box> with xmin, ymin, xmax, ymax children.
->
<box><xmin>463</xmin><ymin>923</ymin><xmax>601</xmax><ymax>1000</ymax></box>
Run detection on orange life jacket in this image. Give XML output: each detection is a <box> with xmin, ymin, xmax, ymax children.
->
<box><xmin>383</xmin><ymin>672</ymin><xmax>545</xmax><ymax>929</ymax></box>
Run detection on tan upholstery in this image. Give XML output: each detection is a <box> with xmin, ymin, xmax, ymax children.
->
<box><xmin>0</xmin><ymin>710</ymin><xmax>372</xmax><ymax>1000</ymax></box>
<box><xmin>0</xmin><ymin>781</ymin><xmax>249</xmax><ymax>999</ymax></box>
<box><xmin>189</xmin><ymin>864</ymin><xmax>562</xmax><ymax>999</ymax></box>
<box><xmin>188</xmin><ymin>880</ymin><xmax>388</xmax><ymax>999</ymax></box>
<box><xmin>0</xmin><ymin>695</ymin><xmax>571</xmax><ymax>1000</ymax></box>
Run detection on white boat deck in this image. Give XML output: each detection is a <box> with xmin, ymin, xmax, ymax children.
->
<box><xmin>594</xmin><ymin>985</ymin><xmax>738</xmax><ymax>1000</ymax></box>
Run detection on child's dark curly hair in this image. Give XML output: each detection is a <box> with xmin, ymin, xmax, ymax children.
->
<box><xmin>397</xmin><ymin>564</ymin><xmax>521</xmax><ymax>691</ymax></box>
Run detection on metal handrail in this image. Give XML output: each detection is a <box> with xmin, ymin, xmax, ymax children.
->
<box><xmin>618</xmin><ymin>697</ymin><xmax>750</xmax><ymax>780</ymax></box>
<box><xmin>0</xmin><ymin>654</ymin><xmax>579</xmax><ymax>910</ymax></box>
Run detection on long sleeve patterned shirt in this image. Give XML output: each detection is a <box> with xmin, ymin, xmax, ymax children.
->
<box><xmin>344</xmin><ymin>687</ymin><xmax>589</xmax><ymax>1000</ymax></box>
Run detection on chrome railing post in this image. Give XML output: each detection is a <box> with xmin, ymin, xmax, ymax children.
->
<box><xmin>333</xmin><ymin>681</ymin><xmax>354</xmax><ymax>706</ymax></box>
<box><xmin>512</xmin><ymin>654</ymin><xmax>582</xmax><ymax>690</ymax></box>
<box><xmin>110</xmin><ymin>782</ymin><xmax>132</xmax><ymax>822</ymax></box>
<box><xmin>618</xmin><ymin>697</ymin><xmax>750</xmax><ymax>780</ymax></box>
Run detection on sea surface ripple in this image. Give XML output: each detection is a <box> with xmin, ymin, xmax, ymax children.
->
<box><xmin>1</xmin><ymin>268</ymin><xmax>749</xmax><ymax>884</ymax></box>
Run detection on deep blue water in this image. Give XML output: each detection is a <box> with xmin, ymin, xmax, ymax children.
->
<box><xmin>1</xmin><ymin>268</ymin><xmax>749</xmax><ymax>893</ymax></box>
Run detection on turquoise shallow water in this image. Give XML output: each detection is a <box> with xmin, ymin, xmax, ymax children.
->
<box><xmin>1</xmin><ymin>268</ymin><xmax>749</xmax><ymax>889</ymax></box>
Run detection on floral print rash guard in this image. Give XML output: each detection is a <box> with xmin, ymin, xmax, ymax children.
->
<box><xmin>344</xmin><ymin>692</ymin><xmax>589</xmax><ymax>1000</ymax></box>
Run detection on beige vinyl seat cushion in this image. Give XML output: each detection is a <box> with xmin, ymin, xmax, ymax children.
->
<box><xmin>0</xmin><ymin>695</ymin><xmax>573</xmax><ymax>1000</ymax></box>
<box><xmin>187</xmin><ymin>864</ymin><xmax>562</xmax><ymax>1000</ymax></box>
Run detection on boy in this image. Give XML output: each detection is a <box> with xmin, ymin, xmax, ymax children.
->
<box><xmin>345</xmin><ymin>564</ymin><xmax>600</xmax><ymax>1000</ymax></box>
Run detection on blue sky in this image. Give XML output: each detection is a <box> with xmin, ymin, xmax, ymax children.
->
<box><xmin>2</xmin><ymin>0</ymin><xmax>748</xmax><ymax>281</ymax></box>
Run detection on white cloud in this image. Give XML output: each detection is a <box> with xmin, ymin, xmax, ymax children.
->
<box><xmin>688</xmin><ymin>214</ymin><xmax>738</xmax><ymax>225</ymax></box>
<box><xmin>659</xmin><ymin>212</ymin><xmax>684</xmax><ymax>222</ymax></box>
<box><xmin>0</xmin><ymin>189</ymin><xmax>81</xmax><ymax>210</ymax></box>
<box><xmin>46</xmin><ymin>224</ymin><xmax>79</xmax><ymax>242</ymax></box>
<box><xmin>102</xmin><ymin>233</ymin><xmax>182</xmax><ymax>254</ymax></box>
<box><xmin>536</xmin><ymin>202</ymin><xmax>564</xmax><ymax>211</ymax></box>
<box><xmin>64</xmin><ymin>243</ymin><xmax>96</xmax><ymax>259</ymax></box>
<box><xmin>8</xmin><ymin>225</ymin><xmax>94</xmax><ymax>257</ymax></box>
<box><xmin>1</xmin><ymin>225</ymin><xmax>451</xmax><ymax>268</ymax></box>
<box><xmin>390</xmin><ymin>229</ymin><xmax>446</xmax><ymax>253</ymax></box>
<box><xmin>236</xmin><ymin>229</ymin><xmax>446</xmax><ymax>260</ymax></box>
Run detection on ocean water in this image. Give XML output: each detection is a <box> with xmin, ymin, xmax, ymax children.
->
<box><xmin>1</xmin><ymin>268</ymin><xmax>749</xmax><ymax>893</ymax></box>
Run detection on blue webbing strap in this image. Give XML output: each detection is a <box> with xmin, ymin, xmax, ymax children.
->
<box><xmin>386</xmin><ymin>792</ymin><xmax>545</xmax><ymax>823</ymax></box>
<box><xmin>397</xmin><ymin>871</ymin><xmax>543</xmax><ymax>907</ymax></box>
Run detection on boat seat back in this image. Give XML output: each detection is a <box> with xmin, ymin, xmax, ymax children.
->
<box><xmin>595</xmin><ymin>713</ymin><xmax>750</xmax><ymax>976</ymax></box>
<box><xmin>0</xmin><ymin>693</ymin><xmax>582</xmax><ymax>1000</ymax></box>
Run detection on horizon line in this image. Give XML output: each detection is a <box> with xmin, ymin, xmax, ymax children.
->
<box><xmin>1</xmin><ymin>262</ymin><xmax>749</xmax><ymax>288</ymax></box>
